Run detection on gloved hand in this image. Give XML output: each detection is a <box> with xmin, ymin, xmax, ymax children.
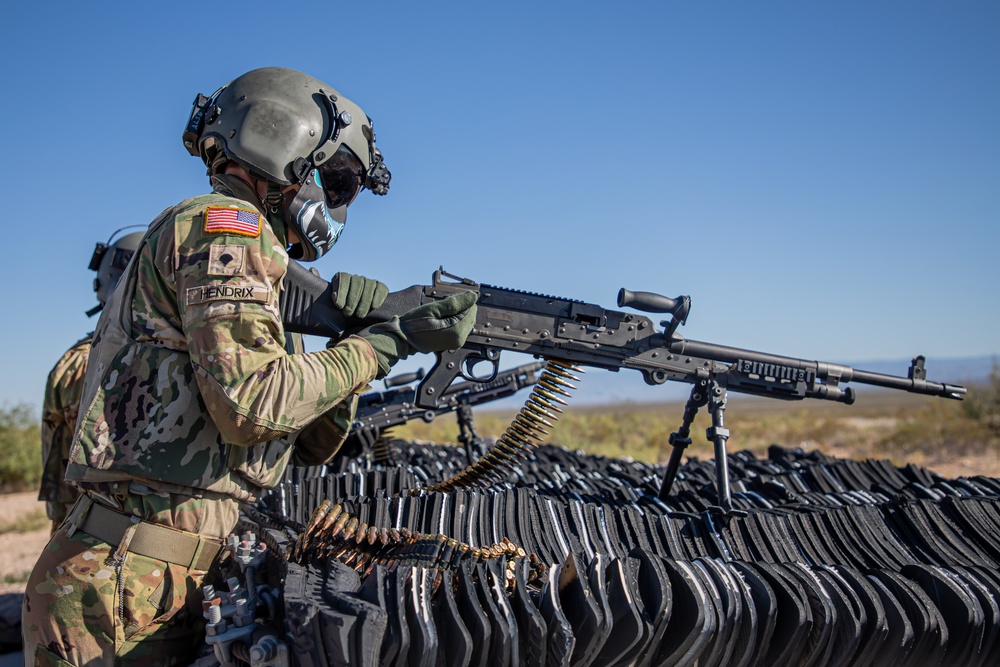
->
<box><xmin>357</xmin><ymin>290</ymin><xmax>478</xmax><ymax>378</ymax></box>
<box><xmin>332</xmin><ymin>272</ymin><xmax>389</xmax><ymax>318</ymax></box>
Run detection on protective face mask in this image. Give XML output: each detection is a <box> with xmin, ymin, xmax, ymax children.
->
<box><xmin>286</xmin><ymin>169</ymin><xmax>347</xmax><ymax>261</ymax></box>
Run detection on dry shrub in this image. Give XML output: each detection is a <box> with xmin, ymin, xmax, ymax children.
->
<box><xmin>0</xmin><ymin>403</ymin><xmax>41</xmax><ymax>492</ymax></box>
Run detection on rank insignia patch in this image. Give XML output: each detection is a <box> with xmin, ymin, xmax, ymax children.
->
<box><xmin>208</xmin><ymin>244</ymin><xmax>246</xmax><ymax>276</ymax></box>
<box><xmin>204</xmin><ymin>207</ymin><xmax>261</xmax><ymax>237</ymax></box>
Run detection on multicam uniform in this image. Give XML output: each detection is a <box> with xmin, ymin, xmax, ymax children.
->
<box><xmin>22</xmin><ymin>176</ymin><xmax>378</xmax><ymax>667</ymax></box>
<box><xmin>39</xmin><ymin>336</ymin><xmax>91</xmax><ymax>533</ymax></box>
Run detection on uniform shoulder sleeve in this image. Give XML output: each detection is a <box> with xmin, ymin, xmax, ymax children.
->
<box><xmin>173</xmin><ymin>194</ymin><xmax>285</xmax><ymax>282</ymax></box>
<box><xmin>167</xmin><ymin>195</ymin><xmax>377</xmax><ymax>447</ymax></box>
<box><xmin>171</xmin><ymin>194</ymin><xmax>288</xmax><ymax>384</ymax></box>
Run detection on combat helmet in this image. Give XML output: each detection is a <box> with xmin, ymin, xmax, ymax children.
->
<box><xmin>182</xmin><ymin>67</ymin><xmax>391</xmax><ymax>261</ymax></box>
<box><xmin>87</xmin><ymin>228</ymin><xmax>144</xmax><ymax>316</ymax></box>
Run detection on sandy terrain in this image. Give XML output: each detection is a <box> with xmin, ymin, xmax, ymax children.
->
<box><xmin>0</xmin><ymin>493</ymin><xmax>49</xmax><ymax>595</ymax></box>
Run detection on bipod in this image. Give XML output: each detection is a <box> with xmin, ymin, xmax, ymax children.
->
<box><xmin>657</xmin><ymin>380</ymin><xmax>708</xmax><ymax>501</ymax></box>
<box><xmin>656</xmin><ymin>378</ymin><xmax>746</xmax><ymax>520</ymax></box>
<box><xmin>704</xmin><ymin>379</ymin><xmax>747</xmax><ymax>519</ymax></box>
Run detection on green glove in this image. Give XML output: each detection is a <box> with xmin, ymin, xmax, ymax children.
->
<box><xmin>358</xmin><ymin>290</ymin><xmax>478</xmax><ymax>378</ymax></box>
<box><xmin>332</xmin><ymin>272</ymin><xmax>389</xmax><ymax>318</ymax></box>
<box><xmin>361</xmin><ymin>333</ymin><xmax>409</xmax><ymax>379</ymax></box>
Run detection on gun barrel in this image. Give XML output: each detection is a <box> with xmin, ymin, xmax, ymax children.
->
<box><xmin>668</xmin><ymin>337</ymin><xmax>965</xmax><ymax>400</ymax></box>
<box><xmin>848</xmin><ymin>368</ymin><xmax>967</xmax><ymax>399</ymax></box>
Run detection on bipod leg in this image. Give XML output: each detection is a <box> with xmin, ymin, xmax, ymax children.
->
<box><xmin>456</xmin><ymin>398</ymin><xmax>481</xmax><ymax>463</ymax></box>
<box><xmin>705</xmin><ymin>380</ymin><xmax>747</xmax><ymax>519</ymax></box>
<box><xmin>657</xmin><ymin>381</ymin><xmax>709</xmax><ymax>501</ymax></box>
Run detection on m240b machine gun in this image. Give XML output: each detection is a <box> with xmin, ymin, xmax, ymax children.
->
<box><xmin>348</xmin><ymin>361</ymin><xmax>545</xmax><ymax>462</ymax></box>
<box><xmin>282</xmin><ymin>261</ymin><xmax>966</xmax><ymax>516</ymax></box>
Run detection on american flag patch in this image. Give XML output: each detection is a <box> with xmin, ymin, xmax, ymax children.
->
<box><xmin>204</xmin><ymin>207</ymin><xmax>261</xmax><ymax>237</ymax></box>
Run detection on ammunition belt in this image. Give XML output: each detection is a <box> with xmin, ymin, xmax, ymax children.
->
<box><xmin>289</xmin><ymin>499</ymin><xmax>544</xmax><ymax>583</ymax></box>
<box><xmin>423</xmin><ymin>360</ymin><xmax>582</xmax><ymax>493</ymax></box>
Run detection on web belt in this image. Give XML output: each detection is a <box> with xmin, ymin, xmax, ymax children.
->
<box><xmin>66</xmin><ymin>495</ymin><xmax>223</xmax><ymax>571</ymax></box>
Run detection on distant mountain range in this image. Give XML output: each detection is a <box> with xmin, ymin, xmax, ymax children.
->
<box><xmin>486</xmin><ymin>354</ymin><xmax>996</xmax><ymax>409</ymax></box>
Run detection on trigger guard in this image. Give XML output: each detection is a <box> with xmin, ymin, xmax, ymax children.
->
<box><xmin>461</xmin><ymin>354</ymin><xmax>499</xmax><ymax>383</ymax></box>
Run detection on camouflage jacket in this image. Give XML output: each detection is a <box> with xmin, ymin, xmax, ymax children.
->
<box><xmin>66</xmin><ymin>177</ymin><xmax>378</xmax><ymax>503</ymax></box>
<box><xmin>39</xmin><ymin>334</ymin><xmax>92</xmax><ymax>504</ymax></box>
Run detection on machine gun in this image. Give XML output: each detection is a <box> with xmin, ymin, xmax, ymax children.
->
<box><xmin>282</xmin><ymin>261</ymin><xmax>967</xmax><ymax>515</ymax></box>
<box><xmin>348</xmin><ymin>361</ymin><xmax>545</xmax><ymax>463</ymax></box>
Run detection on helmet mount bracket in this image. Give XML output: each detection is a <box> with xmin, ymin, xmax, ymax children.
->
<box><xmin>183</xmin><ymin>87</ymin><xmax>225</xmax><ymax>157</ymax></box>
<box><xmin>88</xmin><ymin>243</ymin><xmax>109</xmax><ymax>272</ymax></box>
<box><xmin>291</xmin><ymin>157</ymin><xmax>313</xmax><ymax>184</ymax></box>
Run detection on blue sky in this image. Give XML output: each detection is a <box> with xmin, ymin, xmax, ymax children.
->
<box><xmin>1</xmin><ymin>1</ymin><xmax>997</xmax><ymax>409</ymax></box>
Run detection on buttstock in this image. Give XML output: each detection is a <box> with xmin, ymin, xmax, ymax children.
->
<box><xmin>282</xmin><ymin>260</ymin><xmax>427</xmax><ymax>337</ymax></box>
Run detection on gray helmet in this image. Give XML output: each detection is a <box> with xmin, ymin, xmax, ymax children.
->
<box><xmin>182</xmin><ymin>67</ymin><xmax>391</xmax><ymax>261</ymax></box>
<box><xmin>87</xmin><ymin>230</ymin><xmax>143</xmax><ymax>315</ymax></box>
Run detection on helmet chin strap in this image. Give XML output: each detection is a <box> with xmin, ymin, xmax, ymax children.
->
<box><xmin>264</xmin><ymin>181</ymin><xmax>294</xmax><ymax>252</ymax></box>
<box><xmin>264</xmin><ymin>181</ymin><xmax>285</xmax><ymax>215</ymax></box>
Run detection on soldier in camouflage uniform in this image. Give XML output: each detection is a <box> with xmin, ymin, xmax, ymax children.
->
<box><xmin>39</xmin><ymin>337</ymin><xmax>89</xmax><ymax>534</ymax></box>
<box><xmin>39</xmin><ymin>232</ymin><xmax>142</xmax><ymax>535</ymax></box>
<box><xmin>23</xmin><ymin>67</ymin><xmax>477</xmax><ymax>666</ymax></box>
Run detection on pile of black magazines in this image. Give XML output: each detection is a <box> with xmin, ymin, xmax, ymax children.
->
<box><xmin>254</xmin><ymin>443</ymin><xmax>1000</xmax><ymax>667</ymax></box>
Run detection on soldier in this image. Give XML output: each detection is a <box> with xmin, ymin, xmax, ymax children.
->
<box><xmin>39</xmin><ymin>231</ymin><xmax>142</xmax><ymax>535</ymax></box>
<box><xmin>22</xmin><ymin>67</ymin><xmax>477</xmax><ymax>666</ymax></box>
